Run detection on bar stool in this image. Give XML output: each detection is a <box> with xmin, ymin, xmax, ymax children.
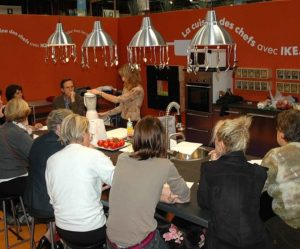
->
<box><xmin>62</xmin><ymin>239</ymin><xmax>106</xmax><ymax>249</ymax></box>
<box><xmin>0</xmin><ymin>195</ymin><xmax>31</xmax><ymax>249</ymax></box>
<box><xmin>28</xmin><ymin>208</ymin><xmax>56</xmax><ymax>249</ymax></box>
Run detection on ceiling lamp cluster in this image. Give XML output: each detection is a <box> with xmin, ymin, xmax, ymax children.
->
<box><xmin>81</xmin><ymin>20</ymin><xmax>118</xmax><ymax>68</ymax></box>
<box><xmin>45</xmin><ymin>22</ymin><xmax>76</xmax><ymax>64</ymax></box>
<box><xmin>45</xmin><ymin>19</ymin><xmax>117</xmax><ymax>68</ymax></box>
<box><xmin>127</xmin><ymin>0</ymin><xmax>169</xmax><ymax>70</ymax></box>
<box><xmin>45</xmin><ymin>0</ymin><xmax>236</xmax><ymax>72</ymax></box>
<box><xmin>187</xmin><ymin>7</ymin><xmax>236</xmax><ymax>73</ymax></box>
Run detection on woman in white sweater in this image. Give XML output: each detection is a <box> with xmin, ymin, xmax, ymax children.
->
<box><xmin>46</xmin><ymin>114</ymin><xmax>115</xmax><ymax>246</ymax></box>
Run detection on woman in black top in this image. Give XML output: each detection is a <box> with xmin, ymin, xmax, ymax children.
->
<box><xmin>197</xmin><ymin>116</ymin><xmax>272</xmax><ymax>249</ymax></box>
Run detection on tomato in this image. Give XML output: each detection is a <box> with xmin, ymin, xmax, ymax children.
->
<box><xmin>111</xmin><ymin>143</ymin><xmax>118</xmax><ymax>149</ymax></box>
<box><xmin>102</xmin><ymin>141</ymin><xmax>109</xmax><ymax>148</ymax></box>
<box><xmin>97</xmin><ymin>140</ymin><xmax>104</xmax><ymax>147</ymax></box>
<box><xmin>119</xmin><ymin>139</ymin><xmax>125</xmax><ymax>146</ymax></box>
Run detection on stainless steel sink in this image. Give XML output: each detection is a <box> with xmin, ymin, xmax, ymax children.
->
<box><xmin>168</xmin><ymin>147</ymin><xmax>210</xmax><ymax>162</ymax></box>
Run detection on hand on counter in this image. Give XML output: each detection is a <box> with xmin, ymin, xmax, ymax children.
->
<box><xmin>160</xmin><ymin>184</ymin><xmax>184</xmax><ymax>204</ymax></box>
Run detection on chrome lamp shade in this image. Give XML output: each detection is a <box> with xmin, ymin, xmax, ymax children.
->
<box><xmin>187</xmin><ymin>10</ymin><xmax>237</xmax><ymax>73</ymax></box>
<box><xmin>45</xmin><ymin>22</ymin><xmax>76</xmax><ymax>64</ymax></box>
<box><xmin>81</xmin><ymin>20</ymin><xmax>118</xmax><ymax>68</ymax></box>
<box><xmin>127</xmin><ymin>16</ymin><xmax>169</xmax><ymax>70</ymax></box>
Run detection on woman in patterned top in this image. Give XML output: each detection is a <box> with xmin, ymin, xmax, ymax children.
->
<box><xmin>262</xmin><ymin>109</ymin><xmax>300</xmax><ymax>249</ymax></box>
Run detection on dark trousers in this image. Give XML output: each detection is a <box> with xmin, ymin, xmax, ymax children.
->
<box><xmin>0</xmin><ymin>176</ymin><xmax>27</xmax><ymax>197</ymax></box>
<box><xmin>57</xmin><ymin>226</ymin><xmax>106</xmax><ymax>246</ymax></box>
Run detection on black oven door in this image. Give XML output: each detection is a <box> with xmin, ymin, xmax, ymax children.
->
<box><xmin>186</xmin><ymin>83</ymin><xmax>211</xmax><ymax>112</ymax></box>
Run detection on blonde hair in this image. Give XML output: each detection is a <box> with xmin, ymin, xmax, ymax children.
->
<box><xmin>212</xmin><ymin>116</ymin><xmax>252</xmax><ymax>153</ymax></box>
<box><xmin>46</xmin><ymin>109</ymin><xmax>73</xmax><ymax>132</ymax></box>
<box><xmin>4</xmin><ymin>98</ymin><xmax>31</xmax><ymax>122</ymax></box>
<box><xmin>60</xmin><ymin>114</ymin><xmax>89</xmax><ymax>145</ymax></box>
<box><xmin>118</xmin><ymin>63</ymin><xmax>141</xmax><ymax>90</ymax></box>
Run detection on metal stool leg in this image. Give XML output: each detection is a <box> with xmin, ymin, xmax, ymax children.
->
<box><xmin>3</xmin><ymin>200</ymin><xmax>9</xmax><ymax>249</ymax></box>
<box><xmin>10</xmin><ymin>199</ymin><xmax>21</xmax><ymax>234</ymax></box>
<box><xmin>49</xmin><ymin>221</ymin><xmax>55</xmax><ymax>249</ymax></box>
<box><xmin>30</xmin><ymin>217</ymin><xmax>35</xmax><ymax>249</ymax></box>
<box><xmin>19</xmin><ymin>196</ymin><xmax>31</xmax><ymax>232</ymax></box>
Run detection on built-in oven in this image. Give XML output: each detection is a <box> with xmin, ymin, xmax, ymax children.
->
<box><xmin>186</xmin><ymin>83</ymin><xmax>212</xmax><ymax>113</ymax></box>
<box><xmin>185</xmin><ymin>72</ymin><xmax>213</xmax><ymax>113</ymax></box>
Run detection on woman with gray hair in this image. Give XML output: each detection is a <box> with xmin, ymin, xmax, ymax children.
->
<box><xmin>197</xmin><ymin>116</ymin><xmax>272</xmax><ymax>249</ymax></box>
<box><xmin>0</xmin><ymin>98</ymin><xmax>32</xmax><ymax>197</ymax></box>
<box><xmin>24</xmin><ymin>108</ymin><xmax>72</xmax><ymax>249</ymax></box>
<box><xmin>46</xmin><ymin>114</ymin><xmax>115</xmax><ymax>247</ymax></box>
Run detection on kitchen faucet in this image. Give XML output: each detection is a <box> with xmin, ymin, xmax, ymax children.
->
<box><xmin>165</xmin><ymin>101</ymin><xmax>184</xmax><ymax>150</ymax></box>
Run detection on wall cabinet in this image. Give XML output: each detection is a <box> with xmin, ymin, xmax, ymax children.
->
<box><xmin>185</xmin><ymin>106</ymin><xmax>279</xmax><ymax>157</ymax></box>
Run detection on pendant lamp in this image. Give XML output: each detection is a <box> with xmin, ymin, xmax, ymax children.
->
<box><xmin>45</xmin><ymin>22</ymin><xmax>76</xmax><ymax>64</ymax></box>
<box><xmin>81</xmin><ymin>20</ymin><xmax>118</xmax><ymax>68</ymax></box>
<box><xmin>187</xmin><ymin>9</ymin><xmax>237</xmax><ymax>73</ymax></box>
<box><xmin>127</xmin><ymin>16</ymin><xmax>168</xmax><ymax>70</ymax></box>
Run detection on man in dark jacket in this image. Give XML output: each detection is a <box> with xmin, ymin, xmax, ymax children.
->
<box><xmin>52</xmin><ymin>79</ymin><xmax>85</xmax><ymax>116</ymax></box>
<box><xmin>24</xmin><ymin>108</ymin><xmax>72</xmax><ymax>249</ymax></box>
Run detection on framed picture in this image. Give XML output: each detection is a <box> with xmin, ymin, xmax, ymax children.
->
<box><xmin>255</xmin><ymin>70</ymin><xmax>261</xmax><ymax>78</ymax></box>
<box><xmin>236</xmin><ymin>80</ymin><xmax>242</xmax><ymax>89</ymax></box>
<box><xmin>284</xmin><ymin>83</ymin><xmax>291</xmax><ymax>93</ymax></box>
<box><xmin>291</xmin><ymin>83</ymin><xmax>298</xmax><ymax>93</ymax></box>
<box><xmin>248</xmin><ymin>81</ymin><xmax>254</xmax><ymax>90</ymax></box>
<box><xmin>284</xmin><ymin>70</ymin><xmax>292</xmax><ymax>80</ymax></box>
<box><xmin>292</xmin><ymin>71</ymin><xmax>299</xmax><ymax>80</ymax></box>
<box><xmin>276</xmin><ymin>82</ymin><xmax>284</xmax><ymax>92</ymax></box>
<box><xmin>277</xmin><ymin>70</ymin><xmax>284</xmax><ymax>79</ymax></box>
<box><xmin>255</xmin><ymin>81</ymin><xmax>261</xmax><ymax>91</ymax></box>
<box><xmin>261</xmin><ymin>70</ymin><xmax>268</xmax><ymax>79</ymax></box>
<box><xmin>242</xmin><ymin>69</ymin><xmax>248</xmax><ymax>78</ymax></box>
<box><xmin>261</xmin><ymin>81</ymin><xmax>268</xmax><ymax>91</ymax></box>
<box><xmin>248</xmin><ymin>69</ymin><xmax>255</xmax><ymax>78</ymax></box>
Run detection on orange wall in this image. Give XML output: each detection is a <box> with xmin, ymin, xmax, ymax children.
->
<box><xmin>1</xmin><ymin>1</ymin><xmax>300</xmax><ymax>116</ymax></box>
<box><xmin>0</xmin><ymin>15</ymin><xmax>119</xmax><ymax>101</ymax></box>
<box><xmin>117</xmin><ymin>0</ymin><xmax>300</xmax><ymax>115</ymax></box>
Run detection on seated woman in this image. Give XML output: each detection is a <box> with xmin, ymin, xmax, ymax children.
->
<box><xmin>0</xmin><ymin>98</ymin><xmax>33</xmax><ymax>197</ymax></box>
<box><xmin>45</xmin><ymin>114</ymin><xmax>115</xmax><ymax>246</ymax></box>
<box><xmin>3</xmin><ymin>84</ymin><xmax>43</xmax><ymax>131</ymax></box>
<box><xmin>106</xmin><ymin>116</ymin><xmax>190</xmax><ymax>249</ymax></box>
<box><xmin>261</xmin><ymin>109</ymin><xmax>300</xmax><ymax>248</ymax></box>
<box><xmin>197</xmin><ymin>116</ymin><xmax>272</xmax><ymax>249</ymax></box>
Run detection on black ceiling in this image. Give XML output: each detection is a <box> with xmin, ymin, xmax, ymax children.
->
<box><xmin>0</xmin><ymin>0</ymin><xmax>270</xmax><ymax>16</ymax></box>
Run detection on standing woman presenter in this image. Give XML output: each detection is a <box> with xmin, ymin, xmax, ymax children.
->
<box><xmin>89</xmin><ymin>64</ymin><xmax>144</xmax><ymax>127</ymax></box>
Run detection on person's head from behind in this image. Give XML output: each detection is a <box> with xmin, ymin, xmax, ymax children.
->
<box><xmin>60</xmin><ymin>79</ymin><xmax>74</xmax><ymax>97</ymax></box>
<box><xmin>132</xmin><ymin>116</ymin><xmax>166</xmax><ymax>160</ymax></box>
<box><xmin>46</xmin><ymin>109</ymin><xmax>73</xmax><ymax>135</ymax></box>
<box><xmin>118</xmin><ymin>64</ymin><xmax>141</xmax><ymax>90</ymax></box>
<box><xmin>60</xmin><ymin>114</ymin><xmax>90</xmax><ymax>147</ymax></box>
<box><xmin>5</xmin><ymin>84</ymin><xmax>23</xmax><ymax>101</ymax></box>
<box><xmin>276</xmin><ymin>109</ymin><xmax>300</xmax><ymax>146</ymax></box>
<box><xmin>212</xmin><ymin>116</ymin><xmax>252</xmax><ymax>156</ymax></box>
<box><xmin>4</xmin><ymin>98</ymin><xmax>31</xmax><ymax>123</ymax></box>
